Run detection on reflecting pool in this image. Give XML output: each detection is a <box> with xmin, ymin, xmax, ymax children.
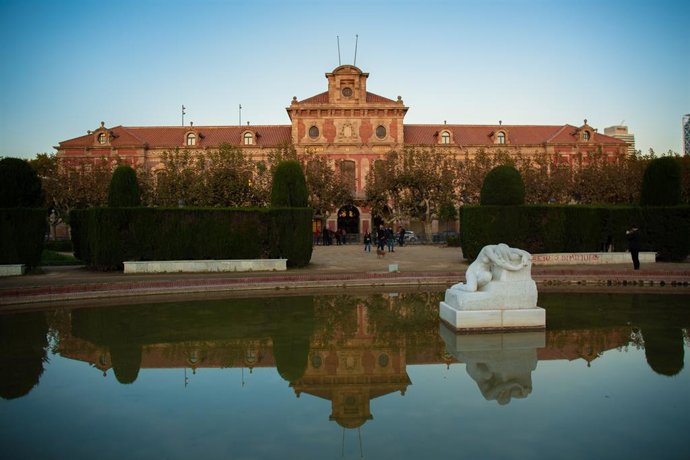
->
<box><xmin>1</xmin><ymin>292</ymin><xmax>689</xmax><ymax>459</ymax></box>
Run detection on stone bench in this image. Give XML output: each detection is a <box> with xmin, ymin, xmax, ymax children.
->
<box><xmin>124</xmin><ymin>259</ymin><xmax>287</xmax><ymax>274</ymax></box>
<box><xmin>531</xmin><ymin>252</ymin><xmax>656</xmax><ymax>265</ymax></box>
<box><xmin>0</xmin><ymin>264</ymin><xmax>26</xmax><ymax>277</ymax></box>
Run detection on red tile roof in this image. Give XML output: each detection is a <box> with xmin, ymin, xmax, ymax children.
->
<box><xmin>299</xmin><ymin>92</ymin><xmax>329</xmax><ymax>104</ymax></box>
<box><xmin>59</xmin><ymin>125</ymin><xmax>292</xmax><ymax>149</ymax></box>
<box><xmin>403</xmin><ymin>124</ymin><xmax>626</xmax><ymax>146</ymax></box>
<box><xmin>298</xmin><ymin>91</ymin><xmax>397</xmax><ymax>105</ymax></box>
<box><xmin>366</xmin><ymin>92</ymin><xmax>397</xmax><ymax>104</ymax></box>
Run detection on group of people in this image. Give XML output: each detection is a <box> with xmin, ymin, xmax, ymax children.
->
<box><xmin>313</xmin><ymin>228</ymin><xmax>349</xmax><ymax>246</ymax></box>
<box><xmin>363</xmin><ymin>225</ymin><xmax>406</xmax><ymax>253</ymax></box>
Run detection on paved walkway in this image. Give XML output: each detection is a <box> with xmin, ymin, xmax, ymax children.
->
<box><xmin>1</xmin><ymin>244</ymin><xmax>689</xmax><ymax>309</ymax></box>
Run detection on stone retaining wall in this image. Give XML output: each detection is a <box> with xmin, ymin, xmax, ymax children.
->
<box><xmin>124</xmin><ymin>259</ymin><xmax>287</xmax><ymax>274</ymax></box>
<box><xmin>531</xmin><ymin>252</ymin><xmax>655</xmax><ymax>265</ymax></box>
<box><xmin>0</xmin><ymin>265</ymin><xmax>25</xmax><ymax>277</ymax></box>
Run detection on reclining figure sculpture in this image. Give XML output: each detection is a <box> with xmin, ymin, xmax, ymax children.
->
<box><xmin>439</xmin><ymin>243</ymin><xmax>545</xmax><ymax>331</ymax></box>
<box><xmin>450</xmin><ymin>243</ymin><xmax>532</xmax><ymax>292</ymax></box>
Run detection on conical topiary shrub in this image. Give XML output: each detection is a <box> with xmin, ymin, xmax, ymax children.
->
<box><xmin>271</xmin><ymin>160</ymin><xmax>308</xmax><ymax>207</ymax></box>
<box><xmin>0</xmin><ymin>157</ymin><xmax>44</xmax><ymax>208</ymax></box>
<box><xmin>640</xmin><ymin>156</ymin><xmax>681</xmax><ymax>206</ymax></box>
<box><xmin>108</xmin><ymin>165</ymin><xmax>141</xmax><ymax>207</ymax></box>
<box><xmin>480</xmin><ymin>164</ymin><xmax>525</xmax><ymax>205</ymax></box>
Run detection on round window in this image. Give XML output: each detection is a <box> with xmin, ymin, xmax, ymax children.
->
<box><xmin>309</xmin><ymin>126</ymin><xmax>319</xmax><ymax>139</ymax></box>
<box><xmin>311</xmin><ymin>354</ymin><xmax>322</xmax><ymax>369</ymax></box>
<box><xmin>378</xmin><ymin>353</ymin><xmax>389</xmax><ymax>367</ymax></box>
<box><xmin>376</xmin><ymin>125</ymin><xmax>386</xmax><ymax>139</ymax></box>
<box><xmin>341</xmin><ymin>87</ymin><xmax>353</xmax><ymax>97</ymax></box>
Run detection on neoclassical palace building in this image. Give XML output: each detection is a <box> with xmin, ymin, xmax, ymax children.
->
<box><xmin>57</xmin><ymin>65</ymin><xmax>628</xmax><ymax>235</ymax></box>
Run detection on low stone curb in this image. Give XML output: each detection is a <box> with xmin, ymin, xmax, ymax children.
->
<box><xmin>1</xmin><ymin>268</ymin><xmax>689</xmax><ymax>307</ymax></box>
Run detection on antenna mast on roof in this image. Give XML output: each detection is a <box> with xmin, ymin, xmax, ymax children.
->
<box><xmin>239</xmin><ymin>104</ymin><xmax>242</xmax><ymax>126</ymax></box>
<box><xmin>181</xmin><ymin>105</ymin><xmax>186</xmax><ymax>127</ymax></box>
<box><xmin>354</xmin><ymin>34</ymin><xmax>359</xmax><ymax>66</ymax></box>
<box><xmin>337</xmin><ymin>36</ymin><xmax>341</xmax><ymax>66</ymax></box>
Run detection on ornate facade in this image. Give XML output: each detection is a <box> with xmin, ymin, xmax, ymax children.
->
<box><xmin>57</xmin><ymin>65</ymin><xmax>628</xmax><ymax>235</ymax></box>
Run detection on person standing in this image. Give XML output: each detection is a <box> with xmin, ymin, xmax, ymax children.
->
<box><xmin>386</xmin><ymin>226</ymin><xmax>395</xmax><ymax>252</ymax></box>
<box><xmin>626</xmin><ymin>225</ymin><xmax>641</xmax><ymax>270</ymax></box>
<box><xmin>376</xmin><ymin>225</ymin><xmax>386</xmax><ymax>251</ymax></box>
<box><xmin>363</xmin><ymin>231</ymin><xmax>372</xmax><ymax>253</ymax></box>
<box><xmin>398</xmin><ymin>227</ymin><xmax>405</xmax><ymax>247</ymax></box>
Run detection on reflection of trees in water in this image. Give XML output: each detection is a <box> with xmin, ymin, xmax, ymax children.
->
<box><xmin>69</xmin><ymin>296</ymin><xmax>315</xmax><ymax>384</ymax></box>
<box><xmin>0</xmin><ymin>312</ymin><xmax>48</xmax><ymax>399</ymax></box>
<box><xmin>47</xmin><ymin>291</ymin><xmax>690</xmax><ymax>386</ymax></box>
<box><xmin>543</xmin><ymin>292</ymin><xmax>689</xmax><ymax>376</ymax></box>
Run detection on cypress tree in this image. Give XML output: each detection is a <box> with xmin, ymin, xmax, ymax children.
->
<box><xmin>271</xmin><ymin>160</ymin><xmax>308</xmax><ymax>207</ymax></box>
<box><xmin>108</xmin><ymin>165</ymin><xmax>141</xmax><ymax>207</ymax></box>
<box><xmin>0</xmin><ymin>157</ymin><xmax>44</xmax><ymax>207</ymax></box>
<box><xmin>640</xmin><ymin>156</ymin><xmax>681</xmax><ymax>206</ymax></box>
<box><xmin>480</xmin><ymin>165</ymin><xmax>525</xmax><ymax>205</ymax></box>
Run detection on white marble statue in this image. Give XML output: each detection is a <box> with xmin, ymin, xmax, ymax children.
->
<box><xmin>451</xmin><ymin>243</ymin><xmax>532</xmax><ymax>292</ymax></box>
<box><xmin>439</xmin><ymin>243</ymin><xmax>545</xmax><ymax>331</ymax></box>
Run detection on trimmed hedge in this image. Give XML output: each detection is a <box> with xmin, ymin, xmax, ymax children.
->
<box><xmin>71</xmin><ymin>207</ymin><xmax>313</xmax><ymax>270</ymax></box>
<box><xmin>0</xmin><ymin>208</ymin><xmax>47</xmax><ymax>267</ymax></box>
<box><xmin>460</xmin><ymin>205</ymin><xmax>690</xmax><ymax>262</ymax></box>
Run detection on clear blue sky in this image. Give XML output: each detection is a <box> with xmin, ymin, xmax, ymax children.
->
<box><xmin>1</xmin><ymin>0</ymin><xmax>688</xmax><ymax>159</ymax></box>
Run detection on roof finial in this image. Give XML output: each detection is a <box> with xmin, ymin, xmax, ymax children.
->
<box><xmin>584</xmin><ymin>118</ymin><xmax>588</xmax><ymax>125</ymax></box>
<box><xmin>499</xmin><ymin>120</ymin><xmax>502</xmax><ymax>126</ymax></box>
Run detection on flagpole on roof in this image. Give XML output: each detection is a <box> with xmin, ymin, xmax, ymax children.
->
<box><xmin>354</xmin><ymin>34</ymin><xmax>358</xmax><ymax>66</ymax></box>
<box><xmin>337</xmin><ymin>36</ymin><xmax>341</xmax><ymax>66</ymax></box>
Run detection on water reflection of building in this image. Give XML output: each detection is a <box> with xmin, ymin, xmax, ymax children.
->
<box><xmin>291</xmin><ymin>305</ymin><xmax>410</xmax><ymax>428</ymax></box>
<box><xmin>52</xmin><ymin>300</ymin><xmax>645</xmax><ymax>420</ymax></box>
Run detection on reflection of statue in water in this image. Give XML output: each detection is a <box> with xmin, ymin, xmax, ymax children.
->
<box><xmin>465</xmin><ymin>357</ymin><xmax>534</xmax><ymax>405</ymax></box>
<box><xmin>451</xmin><ymin>243</ymin><xmax>531</xmax><ymax>292</ymax></box>
<box><xmin>439</xmin><ymin>329</ymin><xmax>543</xmax><ymax>405</ymax></box>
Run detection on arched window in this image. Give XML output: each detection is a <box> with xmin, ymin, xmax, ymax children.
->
<box><xmin>186</xmin><ymin>133</ymin><xmax>196</xmax><ymax>146</ymax></box>
<box><xmin>243</xmin><ymin>132</ymin><xmax>254</xmax><ymax>145</ymax></box>
<box><xmin>583</xmin><ymin>131</ymin><xmax>591</xmax><ymax>141</ymax></box>
<box><xmin>97</xmin><ymin>133</ymin><xmax>106</xmax><ymax>144</ymax></box>
<box><xmin>440</xmin><ymin>131</ymin><xmax>451</xmax><ymax>144</ymax></box>
<box><xmin>497</xmin><ymin>132</ymin><xmax>506</xmax><ymax>144</ymax></box>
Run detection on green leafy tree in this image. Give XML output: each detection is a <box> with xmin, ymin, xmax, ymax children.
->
<box><xmin>456</xmin><ymin>148</ymin><xmax>512</xmax><ymax>205</ymax></box>
<box><xmin>302</xmin><ymin>151</ymin><xmax>353</xmax><ymax>227</ymax></box>
<box><xmin>640</xmin><ymin>156</ymin><xmax>682</xmax><ymax>205</ymax></box>
<box><xmin>0</xmin><ymin>157</ymin><xmax>44</xmax><ymax>207</ymax></box>
<box><xmin>367</xmin><ymin>147</ymin><xmax>456</xmax><ymax>239</ymax></box>
<box><xmin>154</xmin><ymin>148</ymin><xmax>201</xmax><ymax>207</ymax></box>
<box><xmin>271</xmin><ymin>160</ymin><xmax>309</xmax><ymax>207</ymax></box>
<box><xmin>197</xmin><ymin>143</ymin><xmax>255</xmax><ymax>207</ymax></box>
<box><xmin>108</xmin><ymin>165</ymin><xmax>141</xmax><ymax>207</ymax></box>
<box><xmin>480</xmin><ymin>164</ymin><xmax>525</xmax><ymax>205</ymax></box>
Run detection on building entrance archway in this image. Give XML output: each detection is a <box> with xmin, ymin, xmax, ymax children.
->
<box><xmin>337</xmin><ymin>205</ymin><xmax>360</xmax><ymax>237</ymax></box>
